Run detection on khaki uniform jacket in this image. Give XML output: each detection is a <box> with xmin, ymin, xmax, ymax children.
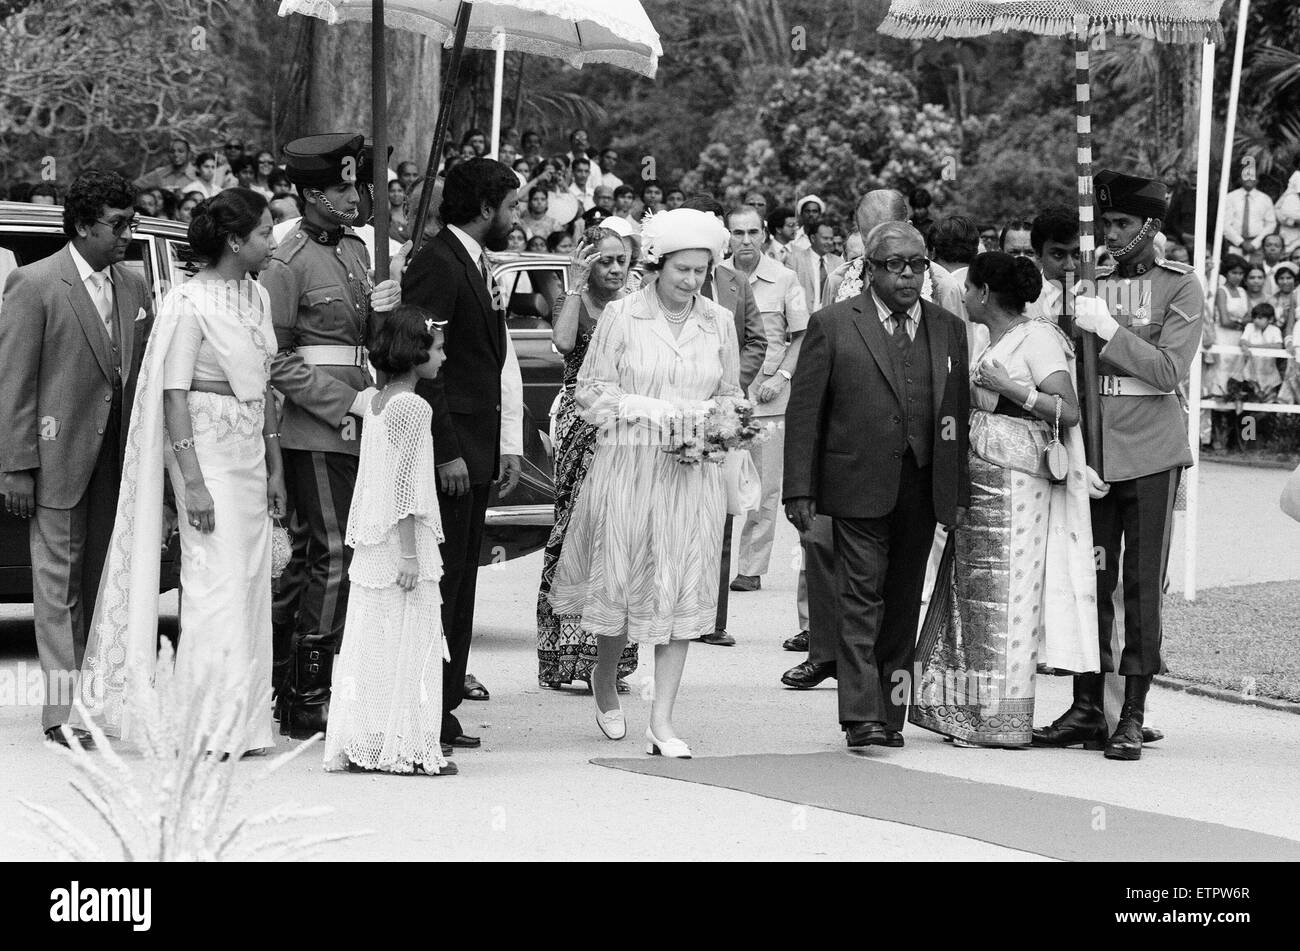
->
<box><xmin>1094</xmin><ymin>259</ymin><xmax>1205</xmax><ymax>482</ymax></box>
<box><xmin>261</xmin><ymin>225</ymin><xmax>374</xmax><ymax>456</ymax></box>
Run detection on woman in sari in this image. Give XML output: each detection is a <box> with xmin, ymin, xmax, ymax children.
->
<box><xmin>78</xmin><ymin>188</ymin><xmax>285</xmax><ymax>754</ymax></box>
<box><xmin>537</xmin><ymin>221</ymin><xmax>640</xmax><ymax>690</ymax></box>
<box><xmin>911</xmin><ymin>252</ymin><xmax>1098</xmax><ymax>748</ymax></box>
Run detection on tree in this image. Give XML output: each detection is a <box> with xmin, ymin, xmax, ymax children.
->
<box><xmin>0</xmin><ymin>0</ymin><xmax>235</xmax><ymax>181</ymax></box>
<box><xmin>680</xmin><ymin>49</ymin><xmax>964</xmax><ymax>224</ymax></box>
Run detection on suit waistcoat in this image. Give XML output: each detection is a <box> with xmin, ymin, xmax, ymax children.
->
<box><xmin>887</xmin><ymin>316</ymin><xmax>934</xmax><ymax>468</ymax></box>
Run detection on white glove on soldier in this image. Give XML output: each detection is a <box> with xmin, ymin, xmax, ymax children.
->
<box><xmin>1072</xmin><ymin>288</ymin><xmax>1121</xmax><ymax>341</ymax></box>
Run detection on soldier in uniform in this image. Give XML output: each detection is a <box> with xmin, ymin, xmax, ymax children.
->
<box><xmin>1034</xmin><ymin>170</ymin><xmax>1204</xmax><ymax>761</ymax></box>
<box><xmin>260</xmin><ymin>133</ymin><xmax>402</xmax><ymax>739</ymax></box>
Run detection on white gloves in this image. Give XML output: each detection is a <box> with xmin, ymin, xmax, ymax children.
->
<box><xmin>350</xmin><ymin>386</ymin><xmax>380</xmax><ymax>417</ymax></box>
<box><xmin>1072</xmin><ymin>292</ymin><xmax>1120</xmax><ymax>341</ymax></box>
<box><xmin>1085</xmin><ymin>465</ymin><xmax>1110</xmax><ymax>500</ymax></box>
<box><xmin>618</xmin><ymin>394</ymin><xmax>678</xmax><ymax>427</ymax></box>
<box><xmin>369</xmin><ymin>279</ymin><xmax>402</xmax><ymax>313</ymax></box>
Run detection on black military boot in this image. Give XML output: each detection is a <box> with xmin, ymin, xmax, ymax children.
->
<box><xmin>1032</xmin><ymin>672</ymin><xmax>1107</xmax><ymax>749</ymax></box>
<box><xmin>270</xmin><ymin>619</ymin><xmax>294</xmax><ymax>722</ymax></box>
<box><xmin>1104</xmin><ymin>675</ymin><xmax>1151</xmax><ymax>761</ymax></box>
<box><xmin>280</xmin><ymin>644</ymin><xmax>333</xmax><ymax>740</ymax></box>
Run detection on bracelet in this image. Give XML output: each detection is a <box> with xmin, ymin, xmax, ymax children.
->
<box><xmin>400</xmin><ymin>554</ymin><xmax>417</xmax><ymax>560</ymax></box>
<box><xmin>1022</xmin><ymin>388</ymin><xmax>1039</xmax><ymax>412</ymax></box>
<box><xmin>264</xmin><ymin>432</ymin><xmax>280</xmax><ymax>440</ymax></box>
<box><xmin>171</xmin><ymin>437</ymin><xmax>195</xmax><ymax>453</ymax></box>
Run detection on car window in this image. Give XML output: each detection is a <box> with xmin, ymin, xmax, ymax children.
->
<box><xmin>0</xmin><ymin>229</ymin><xmax>151</xmax><ymax>288</ymax></box>
<box><xmin>502</xmin><ymin>266</ymin><xmax>564</xmax><ymax>331</ymax></box>
<box><xmin>0</xmin><ymin>230</ymin><xmax>66</xmax><ymax>269</ymax></box>
<box><xmin>166</xmin><ymin>238</ymin><xmax>203</xmax><ymax>283</ymax></box>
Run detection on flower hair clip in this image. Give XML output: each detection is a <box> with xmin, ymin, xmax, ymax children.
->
<box><xmin>425</xmin><ymin>318</ymin><xmax>435</xmax><ymax>333</ymax></box>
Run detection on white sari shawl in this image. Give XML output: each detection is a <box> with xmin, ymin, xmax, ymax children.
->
<box><xmin>1036</xmin><ymin>322</ymin><xmax>1101</xmax><ymax>674</ymax></box>
<box><xmin>75</xmin><ymin>280</ymin><xmax>272</xmax><ymax>741</ymax></box>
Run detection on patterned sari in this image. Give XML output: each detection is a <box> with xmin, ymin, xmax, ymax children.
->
<box><xmin>536</xmin><ymin>301</ymin><xmax>638</xmax><ymax>685</ymax></box>
<box><xmin>910</xmin><ymin>320</ymin><xmax>1098</xmax><ymax>745</ymax></box>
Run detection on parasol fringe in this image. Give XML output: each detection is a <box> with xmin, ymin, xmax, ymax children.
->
<box><xmin>880</xmin><ymin>7</ymin><xmax>1225</xmax><ymax>45</ymax></box>
<box><xmin>278</xmin><ymin>0</ymin><xmax>662</xmax><ymax>78</ymax></box>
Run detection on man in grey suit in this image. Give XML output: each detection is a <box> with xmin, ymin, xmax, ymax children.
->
<box><xmin>0</xmin><ymin>171</ymin><xmax>155</xmax><ymax>747</ymax></box>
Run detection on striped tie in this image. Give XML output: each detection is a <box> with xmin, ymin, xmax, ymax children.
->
<box><xmin>890</xmin><ymin>312</ymin><xmax>912</xmax><ymax>357</ymax></box>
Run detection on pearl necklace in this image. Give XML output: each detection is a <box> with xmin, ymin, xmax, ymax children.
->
<box><xmin>657</xmin><ymin>291</ymin><xmax>693</xmax><ymax>324</ymax></box>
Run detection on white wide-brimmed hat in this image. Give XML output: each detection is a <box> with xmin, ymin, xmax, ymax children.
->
<box><xmin>640</xmin><ymin>208</ymin><xmax>729</xmax><ymax>264</ymax></box>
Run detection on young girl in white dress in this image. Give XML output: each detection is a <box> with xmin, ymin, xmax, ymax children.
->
<box><xmin>324</xmin><ymin>306</ymin><xmax>455</xmax><ymax>776</ymax></box>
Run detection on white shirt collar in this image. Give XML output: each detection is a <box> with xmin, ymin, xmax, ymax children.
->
<box><xmin>871</xmin><ymin>287</ymin><xmax>920</xmax><ymax>326</ymax></box>
<box><xmin>446</xmin><ymin>223</ymin><xmax>485</xmax><ymax>265</ymax></box>
<box><xmin>69</xmin><ymin>243</ymin><xmax>111</xmax><ymax>287</ymax></box>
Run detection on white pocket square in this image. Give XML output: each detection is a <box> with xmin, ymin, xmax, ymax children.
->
<box><xmin>135</xmin><ymin>307</ymin><xmax>147</xmax><ymax>322</ymax></box>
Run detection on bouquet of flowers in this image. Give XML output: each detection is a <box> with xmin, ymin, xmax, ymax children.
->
<box><xmin>663</xmin><ymin>396</ymin><xmax>769</xmax><ymax>465</ymax></box>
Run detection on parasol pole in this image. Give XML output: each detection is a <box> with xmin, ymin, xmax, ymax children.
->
<box><xmin>1184</xmin><ymin>38</ymin><xmax>1217</xmax><ymax>602</ymax></box>
<box><xmin>411</xmin><ymin>0</ymin><xmax>473</xmax><ymax>255</ymax></box>
<box><xmin>1207</xmin><ymin>0</ymin><xmax>1251</xmax><ymax>299</ymax></box>
<box><xmin>371</xmin><ymin>0</ymin><xmax>389</xmax><ymax>282</ymax></box>
<box><xmin>1073</xmin><ymin>19</ymin><xmax>1103</xmax><ymax>467</ymax></box>
<box><xmin>489</xmin><ymin>30</ymin><xmax>506</xmax><ymax>159</ymax></box>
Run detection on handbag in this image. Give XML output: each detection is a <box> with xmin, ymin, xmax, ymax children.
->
<box><xmin>1281</xmin><ymin>462</ymin><xmax>1300</xmax><ymax>522</ymax></box>
<box><xmin>723</xmin><ymin>448</ymin><xmax>761</xmax><ymax>516</ymax></box>
<box><xmin>969</xmin><ymin>411</ymin><xmax>1053</xmax><ymax>480</ymax></box>
<box><xmin>1044</xmin><ymin>394</ymin><xmax>1068</xmax><ymax>484</ymax></box>
<box><xmin>270</xmin><ymin>518</ymin><xmax>292</xmax><ymax>580</ymax></box>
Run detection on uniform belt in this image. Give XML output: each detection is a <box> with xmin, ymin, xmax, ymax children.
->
<box><xmin>297</xmin><ymin>345</ymin><xmax>369</xmax><ymax>368</ymax></box>
<box><xmin>1098</xmin><ymin>376</ymin><xmax>1173</xmax><ymax>397</ymax></box>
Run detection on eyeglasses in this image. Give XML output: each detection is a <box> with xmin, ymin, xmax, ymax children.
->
<box><xmin>868</xmin><ymin>256</ymin><xmax>929</xmax><ymax>275</ymax></box>
<box><xmin>96</xmin><ymin>215</ymin><xmax>139</xmax><ymax>236</ymax></box>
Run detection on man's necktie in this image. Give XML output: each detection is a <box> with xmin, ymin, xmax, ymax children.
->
<box><xmin>479</xmin><ymin>254</ymin><xmax>503</xmax><ymax>311</ymax></box>
<box><xmin>890</xmin><ymin>312</ymin><xmax>912</xmax><ymax>357</ymax></box>
<box><xmin>1242</xmin><ymin>190</ymin><xmax>1254</xmax><ymax>242</ymax></box>
<box><xmin>700</xmin><ymin>271</ymin><xmax>715</xmax><ymax>301</ymax></box>
<box><xmin>88</xmin><ymin>271</ymin><xmax>114</xmax><ymax>341</ymax></box>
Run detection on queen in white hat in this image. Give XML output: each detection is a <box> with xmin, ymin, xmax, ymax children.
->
<box><xmin>548</xmin><ymin>208</ymin><xmax>742</xmax><ymax>758</ymax></box>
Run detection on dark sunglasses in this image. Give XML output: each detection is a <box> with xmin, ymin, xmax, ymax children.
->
<box><xmin>96</xmin><ymin>215</ymin><xmax>139</xmax><ymax>236</ymax></box>
<box><xmin>868</xmin><ymin>256</ymin><xmax>929</xmax><ymax>275</ymax></box>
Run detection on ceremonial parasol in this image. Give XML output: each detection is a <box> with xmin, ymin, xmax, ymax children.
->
<box><xmin>278</xmin><ymin>0</ymin><xmax>661</xmax><ymax>279</ymax></box>
<box><xmin>880</xmin><ymin>1</ymin><xmax>1227</xmax><ymax>466</ymax></box>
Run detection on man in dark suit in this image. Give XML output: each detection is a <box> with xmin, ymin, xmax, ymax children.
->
<box><xmin>677</xmin><ymin>194</ymin><xmax>766</xmax><ymax>647</ymax></box>
<box><xmin>0</xmin><ymin>171</ymin><xmax>155</xmax><ymax>747</ymax></box>
<box><xmin>402</xmin><ymin>158</ymin><xmax>522</xmax><ymax>749</ymax></box>
<box><xmin>784</xmin><ymin>221</ymin><xmax>969</xmax><ymax>751</ymax></box>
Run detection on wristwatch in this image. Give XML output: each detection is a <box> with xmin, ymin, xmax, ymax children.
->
<box><xmin>777</xmin><ymin>369</ymin><xmax>792</xmax><ymax>381</ymax></box>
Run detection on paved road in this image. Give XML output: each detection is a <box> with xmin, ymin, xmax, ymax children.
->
<box><xmin>2</xmin><ymin>461</ymin><xmax>1297</xmax><ymax>860</ymax></box>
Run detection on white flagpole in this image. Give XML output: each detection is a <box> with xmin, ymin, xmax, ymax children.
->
<box><xmin>1193</xmin><ymin>0</ymin><xmax>1250</xmax><ymax>600</ymax></box>
<box><xmin>1184</xmin><ymin>39</ymin><xmax>1217</xmax><ymax>601</ymax></box>
<box><xmin>489</xmin><ymin>30</ymin><xmax>506</xmax><ymax>159</ymax></box>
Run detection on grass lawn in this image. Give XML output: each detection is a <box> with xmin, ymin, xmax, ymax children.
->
<box><xmin>1163</xmin><ymin>583</ymin><xmax>1300</xmax><ymax>703</ymax></box>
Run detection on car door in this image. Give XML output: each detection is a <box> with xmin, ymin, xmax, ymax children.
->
<box><xmin>0</xmin><ymin>218</ymin><xmax>169</xmax><ymax>601</ymax></box>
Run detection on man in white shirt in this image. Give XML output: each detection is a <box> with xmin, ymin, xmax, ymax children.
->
<box><xmin>567</xmin><ymin>156</ymin><xmax>599</xmax><ymax>210</ymax></box>
<box><xmin>791</xmin><ymin>195</ymin><xmax>824</xmax><ymax>252</ymax></box>
<box><xmin>1260</xmin><ymin>233</ymin><xmax>1287</xmax><ymax>296</ymax></box>
<box><xmin>721</xmin><ymin>206</ymin><xmax>809</xmax><ymax>595</ymax></box>
<box><xmin>597</xmin><ymin>147</ymin><xmax>622</xmax><ymax>190</ymax></box>
<box><xmin>1025</xmin><ymin>205</ymin><xmax>1081</xmax><ymax>327</ymax></box>
<box><xmin>1224</xmin><ymin>167</ymin><xmax>1278</xmax><ymax>261</ymax></box>
<box><xmin>767</xmin><ymin>205</ymin><xmax>819</xmax><ymax>310</ymax></box>
<box><xmin>808</xmin><ymin>221</ymin><xmax>844</xmax><ymax>312</ymax></box>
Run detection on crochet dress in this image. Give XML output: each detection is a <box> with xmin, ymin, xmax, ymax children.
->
<box><xmin>323</xmin><ymin>391</ymin><xmax>449</xmax><ymax>774</ymax></box>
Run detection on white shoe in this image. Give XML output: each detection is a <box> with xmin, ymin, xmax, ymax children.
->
<box><xmin>594</xmin><ymin>688</ymin><xmax>625</xmax><ymax>740</ymax></box>
<box><xmin>645</xmin><ymin>727</ymin><xmax>691</xmax><ymax>759</ymax></box>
